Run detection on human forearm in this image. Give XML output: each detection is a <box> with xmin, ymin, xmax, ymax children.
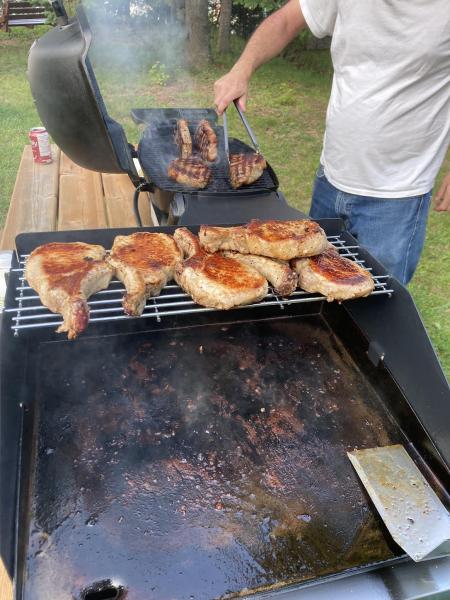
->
<box><xmin>214</xmin><ymin>0</ymin><xmax>306</xmax><ymax>114</ymax></box>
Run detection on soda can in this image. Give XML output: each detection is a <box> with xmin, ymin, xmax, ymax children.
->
<box><xmin>29</xmin><ymin>127</ymin><xmax>53</xmax><ymax>164</ymax></box>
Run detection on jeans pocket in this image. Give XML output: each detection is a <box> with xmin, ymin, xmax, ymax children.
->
<box><xmin>316</xmin><ymin>164</ymin><xmax>325</xmax><ymax>179</ymax></box>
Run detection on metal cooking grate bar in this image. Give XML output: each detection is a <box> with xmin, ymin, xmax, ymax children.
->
<box><xmin>8</xmin><ymin>235</ymin><xmax>394</xmax><ymax>335</ymax></box>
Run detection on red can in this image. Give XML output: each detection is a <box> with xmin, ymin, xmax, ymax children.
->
<box><xmin>29</xmin><ymin>127</ymin><xmax>53</xmax><ymax>164</ymax></box>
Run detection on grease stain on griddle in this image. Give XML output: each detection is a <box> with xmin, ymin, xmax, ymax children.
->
<box><xmin>23</xmin><ymin>317</ymin><xmax>402</xmax><ymax>599</ymax></box>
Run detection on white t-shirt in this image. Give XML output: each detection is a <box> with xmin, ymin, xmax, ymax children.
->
<box><xmin>299</xmin><ymin>0</ymin><xmax>450</xmax><ymax>197</ymax></box>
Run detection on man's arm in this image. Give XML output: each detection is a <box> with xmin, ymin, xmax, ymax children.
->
<box><xmin>214</xmin><ymin>0</ymin><xmax>307</xmax><ymax>115</ymax></box>
<box><xmin>434</xmin><ymin>172</ymin><xmax>450</xmax><ymax>212</ymax></box>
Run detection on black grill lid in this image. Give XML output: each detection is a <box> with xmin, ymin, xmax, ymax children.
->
<box><xmin>27</xmin><ymin>6</ymin><xmax>139</xmax><ymax>183</ymax></box>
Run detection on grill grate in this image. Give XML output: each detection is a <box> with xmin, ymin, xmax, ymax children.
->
<box><xmin>6</xmin><ymin>235</ymin><xmax>393</xmax><ymax>336</ymax></box>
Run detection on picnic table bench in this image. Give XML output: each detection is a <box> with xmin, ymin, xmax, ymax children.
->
<box><xmin>0</xmin><ymin>0</ymin><xmax>47</xmax><ymax>32</ymax></box>
<box><xmin>0</xmin><ymin>145</ymin><xmax>158</xmax><ymax>599</ymax></box>
<box><xmin>0</xmin><ymin>144</ymin><xmax>157</xmax><ymax>251</ymax></box>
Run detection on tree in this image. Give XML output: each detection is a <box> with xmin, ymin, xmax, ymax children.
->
<box><xmin>217</xmin><ymin>0</ymin><xmax>232</xmax><ymax>53</ymax></box>
<box><xmin>185</xmin><ymin>0</ymin><xmax>211</xmax><ymax>67</ymax></box>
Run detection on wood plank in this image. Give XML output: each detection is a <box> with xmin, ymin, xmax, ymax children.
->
<box><xmin>0</xmin><ymin>145</ymin><xmax>59</xmax><ymax>251</ymax></box>
<box><xmin>58</xmin><ymin>154</ymin><xmax>108</xmax><ymax>231</ymax></box>
<box><xmin>102</xmin><ymin>173</ymin><xmax>158</xmax><ymax>228</ymax></box>
<box><xmin>0</xmin><ymin>558</ymin><xmax>12</xmax><ymax>600</ymax></box>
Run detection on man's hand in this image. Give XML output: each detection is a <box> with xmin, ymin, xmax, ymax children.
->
<box><xmin>213</xmin><ymin>0</ymin><xmax>306</xmax><ymax>115</ymax></box>
<box><xmin>214</xmin><ymin>64</ymin><xmax>251</xmax><ymax>115</ymax></box>
<box><xmin>434</xmin><ymin>172</ymin><xmax>450</xmax><ymax>212</ymax></box>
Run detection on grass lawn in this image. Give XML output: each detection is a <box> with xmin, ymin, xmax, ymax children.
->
<box><xmin>0</xmin><ymin>26</ymin><xmax>449</xmax><ymax>376</ymax></box>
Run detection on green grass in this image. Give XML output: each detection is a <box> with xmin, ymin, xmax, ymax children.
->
<box><xmin>1</xmin><ymin>27</ymin><xmax>449</xmax><ymax>377</ymax></box>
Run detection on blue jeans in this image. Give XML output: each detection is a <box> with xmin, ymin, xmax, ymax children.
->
<box><xmin>309</xmin><ymin>166</ymin><xmax>431</xmax><ymax>284</ymax></box>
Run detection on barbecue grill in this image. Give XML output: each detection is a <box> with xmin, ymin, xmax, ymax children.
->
<box><xmin>0</xmin><ymin>2</ymin><xmax>448</xmax><ymax>599</ymax></box>
<box><xmin>1</xmin><ymin>218</ymin><xmax>450</xmax><ymax>600</ymax></box>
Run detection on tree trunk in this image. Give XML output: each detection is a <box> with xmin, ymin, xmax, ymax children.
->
<box><xmin>185</xmin><ymin>0</ymin><xmax>210</xmax><ymax>68</ymax></box>
<box><xmin>217</xmin><ymin>0</ymin><xmax>232</xmax><ymax>54</ymax></box>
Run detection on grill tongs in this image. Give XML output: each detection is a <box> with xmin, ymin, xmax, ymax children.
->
<box><xmin>223</xmin><ymin>99</ymin><xmax>262</xmax><ymax>163</ymax></box>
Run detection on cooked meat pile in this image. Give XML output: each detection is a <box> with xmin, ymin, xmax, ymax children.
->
<box><xmin>167</xmin><ymin>157</ymin><xmax>212</xmax><ymax>189</ymax></box>
<box><xmin>229</xmin><ymin>153</ymin><xmax>267</xmax><ymax>189</ymax></box>
<box><xmin>109</xmin><ymin>232</ymin><xmax>182</xmax><ymax>316</ymax></box>
<box><xmin>174</xmin><ymin>228</ymin><xmax>268</xmax><ymax>310</ymax></box>
<box><xmin>194</xmin><ymin>119</ymin><xmax>218</xmax><ymax>162</ymax></box>
<box><xmin>25</xmin><ymin>242</ymin><xmax>113</xmax><ymax>339</ymax></box>
<box><xmin>200</xmin><ymin>219</ymin><xmax>328</xmax><ymax>260</ymax></box>
<box><xmin>292</xmin><ymin>246</ymin><xmax>375</xmax><ymax>301</ymax></box>
<box><xmin>175</xmin><ymin>119</ymin><xmax>192</xmax><ymax>159</ymax></box>
<box><xmin>221</xmin><ymin>251</ymin><xmax>297</xmax><ymax>296</ymax></box>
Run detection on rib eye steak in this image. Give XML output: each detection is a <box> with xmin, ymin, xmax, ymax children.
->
<box><xmin>175</xmin><ymin>119</ymin><xmax>192</xmax><ymax>159</ymax></box>
<box><xmin>194</xmin><ymin>119</ymin><xmax>218</xmax><ymax>162</ymax></box>
<box><xmin>167</xmin><ymin>157</ymin><xmax>211</xmax><ymax>189</ymax></box>
<box><xmin>200</xmin><ymin>220</ymin><xmax>328</xmax><ymax>260</ymax></box>
<box><xmin>25</xmin><ymin>242</ymin><xmax>113</xmax><ymax>339</ymax></box>
<box><xmin>229</xmin><ymin>153</ymin><xmax>267</xmax><ymax>188</ymax></box>
<box><xmin>109</xmin><ymin>232</ymin><xmax>182</xmax><ymax>316</ymax></box>
<box><xmin>292</xmin><ymin>246</ymin><xmax>375</xmax><ymax>301</ymax></box>
<box><xmin>174</xmin><ymin>228</ymin><xmax>268</xmax><ymax>310</ymax></box>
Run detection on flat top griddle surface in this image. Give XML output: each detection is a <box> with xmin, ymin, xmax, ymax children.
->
<box><xmin>22</xmin><ymin>316</ymin><xmax>402</xmax><ymax>600</ymax></box>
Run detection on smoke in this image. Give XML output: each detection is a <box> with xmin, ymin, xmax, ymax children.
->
<box><xmin>83</xmin><ymin>1</ymin><xmax>195</xmax><ymax>137</ymax></box>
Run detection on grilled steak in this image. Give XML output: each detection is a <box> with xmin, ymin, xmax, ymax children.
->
<box><xmin>175</xmin><ymin>119</ymin><xmax>192</xmax><ymax>159</ymax></box>
<box><xmin>200</xmin><ymin>219</ymin><xmax>328</xmax><ymax>260</ymax></box>
<box><xmin>221</xmin><ymin>251</ymin><xmax>297</xmax><ymax>296</ymax></box>
<box><xmin>229</xmin><ymin>153</ymin><xmax>267</xmax><ymax>188</ymax></box>
<box><xmin>174</xmin><ymin>228</ymin><xmax>268</xmax><ymax>310</ymax></box>
<box><xmin>109</xmin><ymin>232</ymin><xmax>182</xmax><ymax>316</ymax></box>
<box><xmin>167</xmin><ymin>157</ymin><xmax>211</xmax><ymax>189</ymax></box>
<box><xmin>25</xmin><ymin>242</ymin><xmax>113</xmax><ymax>339</ymax></box>
<box><xmin>194</xmin><ymin>119</ymin><xmax>218</xmax><ymax>162</ymax></box>
<box><xmin>292</xmin><ymin>246</ymin><xmax>375</xmax><ymax>301</ymax></box>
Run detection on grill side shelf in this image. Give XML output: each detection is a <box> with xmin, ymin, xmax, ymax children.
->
<box><xmin>6</xmin><ymin>236</ymin><xmax>393</xmax><ymax>336</ymax></box>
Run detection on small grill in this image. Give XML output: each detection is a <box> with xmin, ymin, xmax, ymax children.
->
<box><xmin>6</xmin><ymin>234</ymin><xmax>392</xmax><ymax>336</ymax></box>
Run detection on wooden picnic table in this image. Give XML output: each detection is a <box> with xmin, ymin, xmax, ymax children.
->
<box><xmin>0</xmin><ymin>144</ymin><xmax>157</xmax><ymax>251</ymax></box>
<box><xmin>0</xmin><ymin>144</ymin><xmax>158</xmax><ymax>599</ymax></box>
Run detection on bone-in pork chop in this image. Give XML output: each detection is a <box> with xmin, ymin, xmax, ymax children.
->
<box><xmin>221</xmin><ymin>251</ymin><xmax>297</xmax><ymax>296</ymax></box>
<box><xmin>175</xmin><ymin>119</ymin><xmax>192</xmax><ymax>159</ymax></box>
<box><xmin>292</xmin><ymin>246</ymin><xmax>374</xmax><ymax>301</ymax></box>
<box><xmin>200</xmin><ymin>220</ymin><xmax>328</xmax><ymax>260</ymax></box>
<box><xmin>25</xmin><ymin>242</ymin><xmax>113</xmax><ymax>339</ymax></box>
<box><xmin>109</xmin><ymin>232</ymin><xmax>182</xmax><ymax>316</ymax></box>
<box><xmin>174</xmin><ymin>228</ymin><xmax>268</xmax><ymax>310</ymax></box>
<box><xmin>167</xmin><ymin>157</ymin><xmax>211</xmax><ymax>189</ymax></box>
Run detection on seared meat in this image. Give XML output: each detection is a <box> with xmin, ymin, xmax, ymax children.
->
<box><xmin>25</xmin><ymin>242</ymin><xmax>113</xmax><ymax>339</ymax></box>
<box><xmin>109</xmin><ymin>232</ymin><xmax>182</xmax><ymax>316</ymax></box>
<box><xmin>175</xmin><ymin>119</ymin><xmax>192</xmax><ymax>159</ymax></box>
<box><xmin>194</xmin><ymin>119</ymin><xmax>218</xmax><ymax>162</ymax></box>
<box><xmin>292</xmin><ymin>246</ymin><xmax>375</xmax><ymax>301</ymax></box>
<box><xmin>174</xmin><ymin>228</ymin><xmax>268</xmax><ymax>310</ymax></box>
<box><xmin>200</xmin><ymin>219</ymin><xmax>328</xmax><ymax>260</ymax></box>
<box><xmin>221</xmin><ymin>251</ymin><xmax>297</xmax><ymax>296</ymax></box>
<box><xmin>229</xmin><ymin>153</ymin><xmax>266</xmax><ymax>188</ymax></box>
<box><xmin>168</xmin><ymin>157</ymin><xmax>211</xmax><ymax>189</ymax></box>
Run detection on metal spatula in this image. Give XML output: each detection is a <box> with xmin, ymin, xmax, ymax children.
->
<box><xmin>348</xmin><ymin>444</ymin><xmax>450</xmax><ymax>562</ymax></box>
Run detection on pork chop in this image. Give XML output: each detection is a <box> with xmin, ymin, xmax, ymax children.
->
<box><xmin>194</xmin><ymin>119</ymin><xmax>218</xmax><ymax>162</ymax></box>
<box><xmin>291</xmin><ymin>246</ymin><xmax>375</xmax><ymax>301</ymax></box>
<box><xmin>174</xmin><ymin>228</ymin><xmax>268</xmax><ymax>310</ymax></box>
<box><xmin>109</xmin><ymin>232</ymin><xmax>182</xmax><ymax>316</ymax></box>
<box><xmin>221</xmin><ymin>251</ymin><xmax>297</xmax><ymax>296</ymax></box>
<box><xmin>200</xmin><ymin>220</ymin><xmax>328</xmax><ymax>260</ymax></box>
<box><xmin>167</xmin><ymin>157</ymin><xmax>211</xmax><ymax>189</ymax></box>
<box><xmin>25</xmin><ymin>242</ymin><xmax>113</xmax><ymax>339</ymax></box>
<box><xmin>229</xmin><ymin>153</ymin><xmax>267</xmax><ymax>188</ymax></box>
<box><xmin>175</xmin><ymin>119</ymin><xmax>192</xmax><ymax>159</ymax></box>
